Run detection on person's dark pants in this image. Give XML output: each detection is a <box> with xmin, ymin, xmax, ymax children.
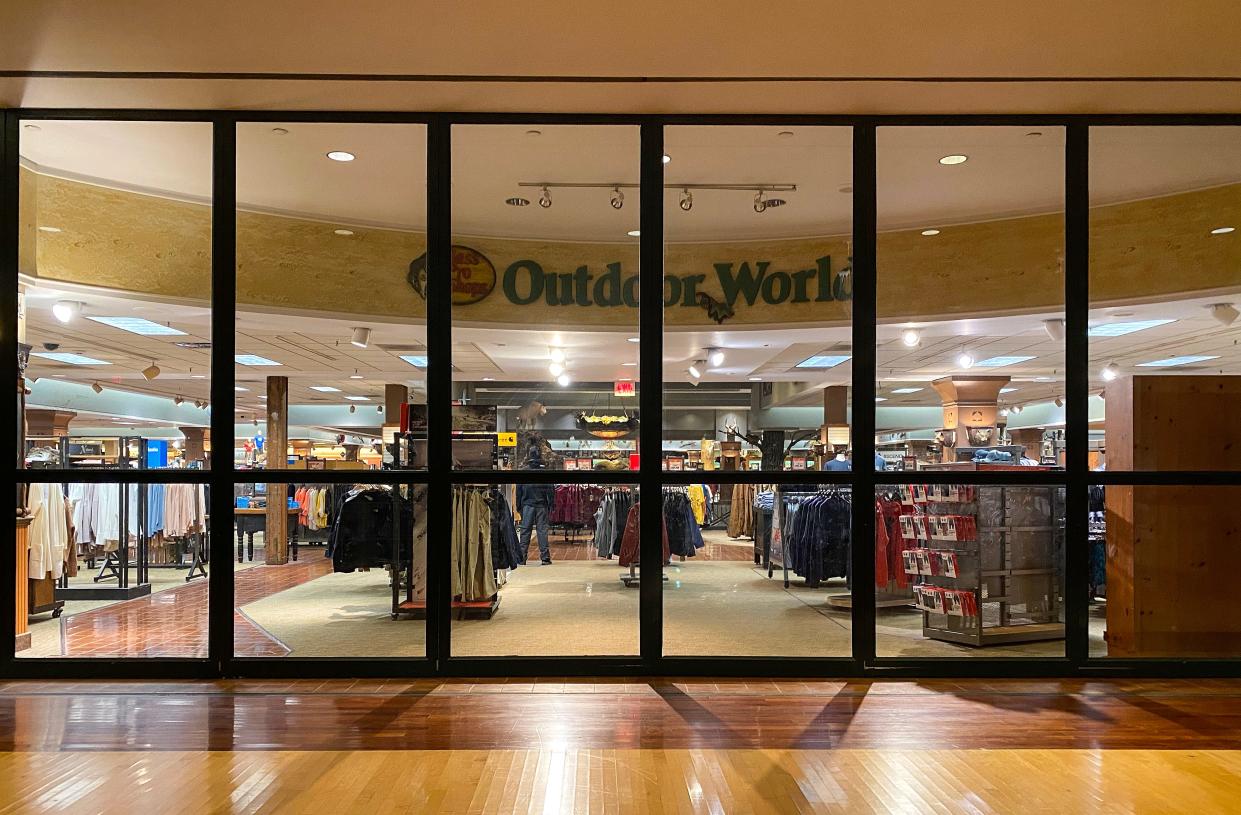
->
<box><xmin>519</xmin><ymin>503</ymin><xmax>551</xmax><ymax>562</ymax></box>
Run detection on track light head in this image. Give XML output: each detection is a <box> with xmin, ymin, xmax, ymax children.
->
<box><xmin>688</xmin><ymin>361</ymin><xmax>703</xmax><ymax>379</ymax></box>
<box><xmin>349</xmin><ymin>404</ymin><xmax>356</xmax><ymax>414</ymax></box>
<box><xmin>556</xmin><ymin>373</ymin><xmax>571</xmax><ymax>387</ymax></box>
<box><xmin>957</xmin><ymin>352</ymin><xmax>975</xmax><ymax>369</ymax></box>
<box><xmin>1102</xmin><ymin>362</ymin><xmax>1121</xmax><ymax>382</ymax></box>
<box><xmin>1055</xmin><ymin>397</ymin><xmax>1065</xmax><ymax>408</ymax></box>
<box><xmin>753</xmin><ymin>191</ymin><xmax>767</xmax><ymax>213</ymax></box>
<box><xmin>609</xmin><ymin>187</ymin><xmax>624</xmax><ymax>209</ymax></box>
<box><xmin>538</xmin><ymin>186</ymin><xmax>552</xmax><ymax>208</ymax></box>
<box><xmin>707</xmin><ymin>348</ymin><xmax>725</xmax><ymax>367</ymax></box>
<box><xmin>679</xmin><ymin>188</ymin><xmax>693</xmax><ymax>211</ymax></box>
<box><xmin>52</xmin><ymin>300</ymin><xmax>80</xmax><ymax>323</ymax></box>
<box><xmin>141</xmin><ymin>363</ymin><xmax>160</xmax><ymax>381</ymax></box>
<box><xmin>1210</xmin><ymin>302</ymin><xmax>1239</xmax><ymax>326</ymax></box>
<box><xmin>1043</xmin><ymin>319</ymin><xmax>1066</xmax><ymax>341</ymax></box>
<box><xmin>350</xmin><ymin>327</ymin><xmax>371</xmax><ymax>349</ymax></box>
<box><xmin>91</xmin><ymin>382</ymin><xmax>103</xmax><ymax>394</ymax></box>
<box><xmin>900</xmin><ymin>328</ymin><xmax>921</xmax><ymax>347</ymax></box>
<box><xmin>173</xmin><ymin>396</ymin><xmax>184</xmax><ymax>406</ymax></box>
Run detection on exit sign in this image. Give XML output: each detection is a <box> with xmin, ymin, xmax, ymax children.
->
<box><xmin>614</xmin><ymin>380</ymin><xmax>635</xmax><ymax>397</ymax></box>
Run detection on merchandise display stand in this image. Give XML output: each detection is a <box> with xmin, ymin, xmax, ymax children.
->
<box><xmin>908</xmin><ymin>464</ymin><xmax>1065</xmax><ymax>647</ymax></box>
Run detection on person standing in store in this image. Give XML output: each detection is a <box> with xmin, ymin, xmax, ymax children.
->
<box><xmin>517</xmin><ymin>447</ymin><xmax>556</xmax><ymax>565</ymax></box>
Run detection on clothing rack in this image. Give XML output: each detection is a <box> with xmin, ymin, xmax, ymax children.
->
<box><xmin>768</xmin><ymin>485</ymin><xmax>852</xmax><ymax>590</ymax></box>
<box><xmin>59</xmin><ymin>482</ymin><xmax>153</xmax><ymax>601</ymax></box>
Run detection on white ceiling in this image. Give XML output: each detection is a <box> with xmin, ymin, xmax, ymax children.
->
<box><xmin>19</xmin><ymin>120</ymin><xmax>1241</xmax><ymax>242</ymax></box>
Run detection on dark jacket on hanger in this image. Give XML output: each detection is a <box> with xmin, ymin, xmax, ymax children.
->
<box><xmin>330</xmin><ymin>489</ymin><xmax>411</xmax><ymax>573</ymax></box>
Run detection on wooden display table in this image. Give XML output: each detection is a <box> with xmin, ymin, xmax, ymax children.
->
<box><xmin>234</xmin><ymin>507</ymin><xmax>301</xmax><ymax>562</ymax></box>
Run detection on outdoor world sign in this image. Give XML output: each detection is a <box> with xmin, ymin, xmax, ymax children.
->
<box><xmin>408</xmin><ymin>245</ymin><xmax>852</xmax><ymax>326</ymax></box>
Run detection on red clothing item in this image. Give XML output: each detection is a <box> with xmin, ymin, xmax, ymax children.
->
<box><xmin>877</xmin><ymin>498</ymin><xmax>912</xmax><ymax>588</ymax></box>
<box><xmin>618</xmin><ymin>502</ymin><xmax>670</xmax><ymax>567</ymax></box>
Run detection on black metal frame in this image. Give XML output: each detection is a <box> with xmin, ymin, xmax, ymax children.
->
<box><xmin>4</xmin><ymin>107</ymin><xmax>1241</xmax><ymax>680</ymax></box>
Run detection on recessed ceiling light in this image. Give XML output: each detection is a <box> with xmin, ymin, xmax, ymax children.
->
<box><xmin>326</xmin><ymin>151</ymin><xmax>355</xmax><ymax>162</ymax></box>
<box><xmin>662</xmin><ymin>154</ymin><xmax>671</xmax><ymax>164</ymax></box>
<box><xmin>350</xmin><ymin>374</ymin><xmax>364</xmax><ymax>379</ymax></box>
<box><xmin>399</xmin><ymin>355</ymin><xmax>428</xmax><ymax>368</ymax></box>
<box><xmin>1088</xmin><ymin>319</ymin><xmax>1175</xmax><ymax>337</ymax></box>
<box><xmin>777</xmin><ymin>131</ymin><xmax>794</xmax><ymax>138</ymax></box>
<box><xmin>333</xmin><ymin>229</ymin><xmax>355</xmax><ymax>236</ymax></box>
<box><xmin>344</xmin><ymin>395</ymin><xmax>371</xmax><ymax>401</ymax></box>
<box><xmin>1136</xmin><ymin>354</ymin><xmax>1220</xmax><ymax>367</ymax></box>
<box><xmin>975</xmin><ymin>355</ymin><xmax>1036</xmax><ymax>368</ymax></box>
<box><xmin>505</xmin><ymin>197</ymin><xmax>530</xmax><ymax>207</ymax></box>
<box><xmin>481</xmin><ymin>377</ymin><xmax>495</xmax><ymax>381</ymax></box>
<box><xmin>234</xmin><ymin>354</ymin><xmax>281</xmax><ymax>366</ymax></box>
<box><xmin>900</xmin><ymin>329</ymin><xmax>921</xmax><ymax>347</ymax></box>
<box><xmin>627</xmin><ymin>337</ymin><xmax>640</xmax><ymax>343</ymax></box>
<box><xmin>31</xmin><ymin>351</ymin><xmax>110</xmax><ymax>365</ymax></box>
<box><xmin>191</xmin><ymin>374</ymin><xmax>207</xmax><ymax>379</ymax></box>
<box><xmin>1026</xmin><ymin>131</ymin><xmax>1043</xmax><ymax>137</ymax></box>
<box><xmin>310</xmin><ymin>385</ymin><xmax>341</xmax><ymax>392</ymax></box>
<box><xmin>271</xmin><ymin>127</ymin><xmax>289</xmax><ymax>136</ymax></box>
<box><xmin>87</xmin><ymin>316</ymin><xmax>187</xmax><ymax>336</ymax></box>
<box><xmin>921</xmin><ymin>229</ymin><xmax>940</xmax><ymax>237</ymax></box>
<box><xmin>957</xmin><ymin>353</ymin><xmax>975</xmax><ymax>369</ymax></box>
<box><xmin>891</xmin><ymin>387</ymin><xmax>923</xmax><ymax>394</ymax></box>
<box><xmin>939</xmin><ymin>154</ymin><xmax>968</xmax><ymax>165</ymax></box>
<box><xmin>38</xmin><ymin>225</ymin><xmax>61</xmax><ymax>233</ymax></box>
<box><xmin>875</xmin><ymin>396</ymin><xmax>888</xmax><ymax>402</ymax></box>
<box><xmin>622</xmin><ymin>362</ymin><xmax>637</xmax><ymax>367</ymax></box>
<box><xmin>749</xmin><ymin>376</ymin><xmax>763</xmax><ymax>381</ymax></box>
<box><xmin>838</xmin><ymin>185</ymin><xmax>853</xmax><ymax>194</ymax></box>
<box><xmin>23</xmin><ymin>123</ymin><xmax>40</xmax><ymax>131</ymax></box>
<box><xmin>525</xmin><ymin>129</ymin><xmax>542</xmax><ymax>137</ymax></box>
<box><xmin>795</xmin><ymin>355</ymin><xmax>851</xmax><ymax>369</ymax></box>
<box><xmin>627</xmin><ymin>230</ymin><xmax>641</xmax><ymax>237</ymax></box>
<box><xmin>1211</xmin><ymin>226</ymin><xmax>1235</xmax><ymax>235</ymax></box>
<box><xmin>234</xmin><ymin>386</ymin><xmax>249</xmax><ymax>392</ymax></box>
<box><xmin>51</xmin><ymin>300</ymin><xmax>80</xmax><ymax>323</ymax></box>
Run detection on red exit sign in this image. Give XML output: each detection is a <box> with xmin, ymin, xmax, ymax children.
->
<box><xmin>613</xmin><ymin>380</ymin><xmax>636</xmax><ymax>397</ymax></box>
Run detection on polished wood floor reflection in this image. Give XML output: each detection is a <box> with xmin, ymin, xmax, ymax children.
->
<box><xmin>1</xmin><ymin>679</ymin><xmax>1240</xmax><ymax>812</ymax></box>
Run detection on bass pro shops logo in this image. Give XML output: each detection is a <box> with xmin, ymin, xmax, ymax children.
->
<box><xmin>407</xmin><ymin>245</ymin><xmax>497</xmax><ymax>305</ymax></box>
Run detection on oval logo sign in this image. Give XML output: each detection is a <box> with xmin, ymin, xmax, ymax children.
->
<box><xmin>450</xmin><ymin>245</ymin><xmax>496</xmax><ymax>305</ymax></box>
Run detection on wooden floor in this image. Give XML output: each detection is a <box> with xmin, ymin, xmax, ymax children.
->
<box><xmin>1</xmin><ymin>678</ymin><xmax>1240</xmax><ymax>813</ymax></box>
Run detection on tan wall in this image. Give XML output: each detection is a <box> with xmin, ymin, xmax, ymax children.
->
<box><xmin>21</xmin><ymin>168</ymin><xmax>1241</xmax><ymax>329</ymax></box>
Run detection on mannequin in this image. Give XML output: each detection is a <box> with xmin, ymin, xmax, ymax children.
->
<box><xmin>824</xmin><ymin>449</ymin><xmax>851</xmax><ymax>471</ymax></box>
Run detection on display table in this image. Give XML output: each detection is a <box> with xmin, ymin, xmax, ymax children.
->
<box><xmin>234</xmin><ymin>507</ymin><xmax>301</xmax><ymax>562</ymax></box>
<box><xmin>15</xmin><ymin>516</ymin><xmax>30</xmax><ymax>652</ymax></box>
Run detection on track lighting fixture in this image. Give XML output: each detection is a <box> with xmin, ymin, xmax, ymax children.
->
<box><xmin>1011</xmin><ymin>404</ymin><xmax>1023</xmax><ymax>414</ymax></box>
<box><xmin>538</xmin><ymin>186</ymin><xmax>552</xmax><ymax>208</ymax></box>
<box><xmin>549</xmin><ymin>347</ymin><xmax>566</xmax><ymax>364</ymax></box>
<box><xmin>1210</xmin><ymin>303</ymin><xmax>1239</xmax><ymax>326</ymax></box>
<box><xmin>707</xmin><ymin>348</ymin><xmax>725</xmax><ymax>367</ymax></box>
<box><xmin>253</xmin><ymin>417</ymin><xmax>259</xmax><ymax>427</ymax></box>
<box><xmin>753</xmin><ymin>191</ymin><xmax>767</xmax><ymax>213</ymax></box>
<box><xmin>1102</xmin><ymin>362</ymin><xmax>1120</xmax><ymax>382</ymax></box>
<box><xmin>174</xmin><ymin>396</ymin><xmax>184</xmax><ymax>406</ymax></box>
<box><xmin>349</xmin><ymin>404</ymin><xmax>356</xmax><ymax>414</ymax></box>
<box><xmin>688</xmin><ymin>361</ymin><xmax>704</xmax><ymax>379</ymax></box>
<box><xmin>377</xmin><ymin>405</ymin><xmax>383</xmax><ymax>413</ymax></box>
<box><xmin>556</xmin><ymin>373</ymin><xmax>571</xmax><ymax>387</ymax></box>
<box><xmin>92</xmin><ymin>382</ymin><xmax>103</xmax><ymax>394</ymax></box>
<box><xmin>52</xmin><ymin>300</ymin><xmax>80</xmax><ymax>323</ymax></box>
<box><xmin>957</xmin><ymin>352</ymin><xmax>975</xmax><ymax>369</ymax></box>
<box><xmin>141</xmin><ymin>362</ymin><xmax>160</xmax><ymax>381</ymax></box>
<box><xmin>901</xmin><ymin>329</ymin><xmax>921</xmax><ymax>347</ymax></box>
<box><xmin>1055</xmin><ymin>397</ymin><xmax>1065</xmax><ymax>408</ymax></box>
<box><xmin>609</xmin><ymin>187</ymin><xmax>624</xmax><ymax>209</ymax></box>
<box><xmin>549</xmin><ymin>362</ymin><xmax>565</xmax><ymax>377</ymax></box>
<box><xmin>350</xmin><ymin>327</ymin><xmax>371</xmax><ymax>349</ymax></box>
<box><xmin>679</xmin><ymin>188</ymin><xmax>693</xmax><ymax>211</ymax></box>
<box><xmin>1043</xmin><ymin>319</ymin><xmax>1065</xmax><ymax>341</ymax></box>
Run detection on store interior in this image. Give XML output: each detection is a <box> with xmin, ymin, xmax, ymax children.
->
<box><xmin>14</xmin><ymin>122</ymin><xmax>1241</xmax><ymax>661</ymax></box>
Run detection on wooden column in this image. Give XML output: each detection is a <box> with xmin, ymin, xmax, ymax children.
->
<box><xmin>1104</xmin><ymin>375</ymin><xmax>1241</xmax><ymax>656</ymax></box>
<box><xmin>265</xmin><ymin>376</ymin><xmax>289</xmax><ymax>565</ymax></box>
<box><xmin>15</xmin><ymin>517</ymin><xmax>31</xmax><ymax>652</ymax></box>
<box><xmin>930</xmin><ymin>376</ymin><xmax>1010</xmax><ymax>462</ymax></box>
<box><xmin>178</xmin><ymin>426</ymin><xmax>207</xmax><ymax>464</ymax></box>
<box><xmin>25</xmin><ymin>408</ymin><xmax>75</xmax><ymax>437</ymax></box>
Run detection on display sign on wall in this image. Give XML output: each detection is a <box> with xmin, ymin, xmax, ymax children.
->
<box><xmin>613</xmin><ymin>381</ymin><xmax>636</xmax><ymax>397</ymax></box>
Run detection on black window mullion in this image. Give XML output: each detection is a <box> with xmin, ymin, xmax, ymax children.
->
<box><xmin>638</xmin><ymin>121</ymin><xmax>665</xmax><ymax>668</ymax></box>
<box><xmin>851</xmin><ymin>125</ymin><xmax>878</xmax><ymax>669</ymax></box>
<box><xmin>1</xmin><ymin>110</ymin><xmax>18</xmax><ymax>673</ymax></box>
<box><xmin>210</xmin><ymin>118</ymin><xmax>238</xmax><ymax>674</ymax></box>
<box><xmin>1064</xmin><ymin>123</ymin><xmax>1090</xmax><ymax>665</ymax></box>
<box><xmin>425</xmin><ymin>116</ymin><xmax>453</xmax><ymax>668</ymax></box>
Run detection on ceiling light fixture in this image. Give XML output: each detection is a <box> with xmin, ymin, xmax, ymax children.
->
<box><xmin>1043</xmin><ymin>319</ymin><xmax>1066</xmax><ymax>341</ymax></box>
<box><xmin>957</xmin><ymin>352</ymin><xmax>975</xmax><ymax>369</ymax></box>
<box><xmin>505</xmin><ymin>197</ymin><xmax>530</xmax><ymax>207</ymax></box>
<box><xmin>349</xmin><ymin>404</ymin><xmax>356</xmax><ymax>414</ymax></box>
<box><xmin>921</xmin><ymin>229</ymin><xmax>940</xmax><ymax>236</ymax></box>
<box><xmin>1210</xmin><ymin>303</ymin><xmax>1239</xmax><ymax>326</ymax></box>
<box><xmin>38</xmin><ymin>225</ymin><xmax>61</xmax><ymax>233</ymax></box>
<box><xmin>901</xmin><ymin>328</ymin><xmax>921</xmax><ymax>347</ymax></box>
<box><xmin>1101</xmin><ymin>362</ymin><xmax>1121</xmax><ymax>381</ymax></box>
<box><xmin>557</xmin><ymin>373</ymin><xmax>571</xmax><ymax>387</ymax></box>
<box><xmin>707</xmin><ymin>348</ymin><xmax>725</xmax><ymax>367</ymax></box>
<box><xmin>679</xmin><ymin>189</ymin><xmax>693</xmax><ymax>211</ymax></box>
<box><xmin>627</xmin><ymin>337</ymin><xmax>640</xmax><ymax>343</ymax></box>
<box><xmin>777</xmin><ymin>131</ymin><xmax>794</xmax><ymax>138</ymax></box>
<box><xmin>549</xmin><ymin>362</ymin><xmax>565</xmax><ymax>377</ymax></box>
<box><xmin>538</xmin><ymin>186</ymin><xmax>552</xmax><ymax>208</ymax></box>
<box><xmin>753</xmin><ymin>191</ymin><xmax>767</xmax><ymax>213</ymax></box>
<box><xmin>350</xmin><ymin>370</ymin><xmax>363</xmax><ymax>379</ymax></box>
<box><xmin>525</xmin><ymin>129</ymin><xmax>542</xmax><ymax>137</ymax></box>
<box><xmin>609</xmin><ymin>187</ymin><xmax>624</xmax><ymax>209</ymax></box>
<box><xmin>88</xmin><ymin>316</ymin><xmax>186</xmax><ymax>336</ymax></box>
<box><xmin>1210</xmin><ymin>226</ymin><xmax>1235</xmax><ymax>235</ymax></box>
<box><xmin>326</xmin><ymin>150</ymin><xmax>355</xmax><ymax>162</ymax></box>
<box><xmin>141</xmin><ymin>363</ymin><xmax>160</xmax><ymax>381</ymax></box>
<box><xmin>174</xmin><ymin>395</ymin><xmax>185</xmax><ymax>406</ymax></box>
<box><xmin>350</xmin><ymin>327</ymin><xmax>371</xmax><ymax>349</ymax></box>
<box><xmin>549</xmin><ymin>347</ymin><xmax>566</xmax><ymax>364</ymax></box>
<box><xmin>310</xmin><ymin>385</ymin><xmax>341</xmax><ymax>392</ymax></box>
<box><xmin>939</xmin><ymin>154</ymin><xmax>968</xmax><ymax>165</ymax></box>
<box><xmin>688</xmin><ymin>362</ymin><xmax>703</xmax><ymax>379</ymax></box>
<box><xmin>52</xmin><ymin>300</ymin><xmax>80</xmax><ymax>323</ymax></box>
<box><xmin>333</xmin><ymin>229</ymin><xmax>354</xmax><ymax>236</ymax></box>
<box><xmin>749</xmin><ymin>376</ymin><xmax>763</xmax><ymax>381</ymax></box>
<box><xmin>662</xmin><ymin>154</ymin><xmax>671</xmax><ymax>164</ymax></box>
<box><xmin>92</xmin><ymin>382</ymin><xmax>103</xmax><ymax>394</ymax></box>
<box><xmin>763</xmin><ymin>198</ymin><xmax>787</xmax><ymax>208</ymax></box>
<box><xmin>271</xmin><ymin>127</ymin><xmax>288</xmax><ymax>136</ymax></box>
<box><xmin>627</xmin><ymin>229</ymin><xmax>641</xmax><ymax>237</ymax></box>
<box><xmin>1055</xmin><ymin>397</ymin><xmax>1065</xmax><ymax>407</ymax></box>
<box><xmin>235</xmin><ymin>354</ymin><xmax>281</xmax><ymax>366</ymax></box>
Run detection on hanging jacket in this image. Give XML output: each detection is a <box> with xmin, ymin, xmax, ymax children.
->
<box><xmin>330</xmin><ymin>489</ymin><xmax>411</xmax><ymax>572</ymax></box>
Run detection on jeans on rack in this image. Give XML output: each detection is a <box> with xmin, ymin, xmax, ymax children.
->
<box><xmin>519</xmin><ymin>502</ymin><xmax>551</xmax><ymax>562</ymax></box>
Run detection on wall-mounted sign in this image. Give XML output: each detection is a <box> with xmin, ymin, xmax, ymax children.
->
<box><xmin>613</xmin><ymin>380</ymin><xmax>636</xmax><ymax>397</ymax></box>
<box><xmin>497</xmin><ymin>431</ymin><xmax>517</xmax><ymax>447</ymax></box>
